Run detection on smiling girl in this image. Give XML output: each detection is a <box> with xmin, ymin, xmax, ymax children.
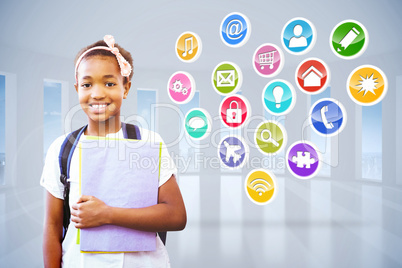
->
<box><xmin>40</xmin><ymin>35</ymin><xmax>186</xmax><ymax>268</ymax></box>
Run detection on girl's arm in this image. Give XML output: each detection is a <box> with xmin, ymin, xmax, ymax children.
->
<box><xmin>71</xmin><ymin>175</ymin><xmax>187</xmax><ymax>232</ymax></box>
<box><xmin>43</xmin><ymin>191</ymin><xmax>64</xmax><ymax>268</ymax></box>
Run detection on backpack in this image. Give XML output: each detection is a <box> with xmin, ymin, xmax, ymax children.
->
<box><xmin>58</xmin><ymin>122</ymin><xmax>167</xmax><ymax>245</ymax></box>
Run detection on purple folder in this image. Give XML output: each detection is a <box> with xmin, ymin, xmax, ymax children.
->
<box><xmin>79</xmin><ymin>137</ymin><xmax>161</xmax><ymax>252</ymax></box>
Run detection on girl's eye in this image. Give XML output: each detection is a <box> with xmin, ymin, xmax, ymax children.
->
<box><xmin>106</xmin><ymin>82</ymin><xmax>116</xmax><ymax>87</ymax></box>
<box><xmin>82</xmin><ymin>83</ymin><xmax>91</xmax><ymax>88</ymax></box>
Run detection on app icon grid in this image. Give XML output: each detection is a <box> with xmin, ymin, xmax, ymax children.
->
<box><xmin>169</xmin><ymin>14</ymin><xmax>386</xmax><ymax>205</ymax></box>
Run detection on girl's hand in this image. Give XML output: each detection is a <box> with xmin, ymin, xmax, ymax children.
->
<box><xmin>71</xmin><ymin>195</ymin><xmax>110</xmax><ymax>229</ymax></box>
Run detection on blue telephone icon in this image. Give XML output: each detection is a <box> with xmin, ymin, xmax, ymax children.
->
<box><xmin>320</xmin><ymin>105</ymin><xmax>334</xmax><ymax>129</ymax></box>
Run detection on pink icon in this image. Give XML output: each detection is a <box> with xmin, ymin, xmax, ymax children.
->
<box><xmin>167</xmin><ymin>71</ymin><xmax>196</xmax><ymax>104</ymax></box>
<box><xmin>219</xmin><ymin>95</ymin><xmax>251</xmax><ymax>129</ymax></box>
<box><xmin>253</xmin><ymin>43</ymin><xmax>284</xmax><ymax>78</ymax></box>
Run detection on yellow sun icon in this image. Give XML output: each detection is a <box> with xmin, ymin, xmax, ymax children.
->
<box><xmin>356</xmin><ymin>73</ymin><xmax>378</xmax><ymax>96</ymax></box>
<box><xmin>347</xmin><ymin>65</ymin><xmax>387</xmax><ymax>106</ymax></box>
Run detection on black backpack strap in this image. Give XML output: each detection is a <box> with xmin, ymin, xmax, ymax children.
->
<box><xmin>58</xmin><ymin>125</ymin><xmax>87</xmax><ymax>241</ymax></box>
<box><xmin>158</xmin><ymin>232</ymin><xmax>167</xmax><ymax>246</ymax></box>
<box><xmin>122</xmin><ymin>122</ymin><xmax>140</xmax><ymax>140</ymax></box>
<box><xmin>124</xmin><ymin>123</ymin><xmax>167</xmax><ymax>245</ymax></box>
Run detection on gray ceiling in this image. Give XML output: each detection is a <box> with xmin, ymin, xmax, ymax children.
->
<box><xmin>1</xmin><ymin>0</ymin><xmax>401</xmax><ymax>71</ymax></box>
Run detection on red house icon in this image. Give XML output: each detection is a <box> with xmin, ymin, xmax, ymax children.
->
<box><xmin>301</xmin><ymin>66</ymin><xmax>323</xmax><ymax>87</ymax></box>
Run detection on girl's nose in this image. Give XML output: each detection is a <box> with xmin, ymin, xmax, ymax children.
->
<box><xmin>90</xmin><ymin>85</ymin><xmax>106</xmax><ymax>99</ymax></box>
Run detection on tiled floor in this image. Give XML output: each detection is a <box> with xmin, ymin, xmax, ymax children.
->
<box><xmin>166</xmin><ymin>176</ymin><xmax>402</xmax><ymax>268</ymax></box>
<box><xmin>1</xmin><ymin>176</ymin><xmax>402</xmax><ymax>267</ymax></box>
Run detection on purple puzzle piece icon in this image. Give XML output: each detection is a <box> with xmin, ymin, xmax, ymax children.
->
<box><xmin>286</xmin><ymin>141</ymin><xmax>321</xmax><ymax>179</ymax></box>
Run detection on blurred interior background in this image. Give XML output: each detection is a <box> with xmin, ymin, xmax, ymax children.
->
<box><xmin>0</xmin><ymin>0</ymin><xmax>401</xmax><ymax>267</ymax></box>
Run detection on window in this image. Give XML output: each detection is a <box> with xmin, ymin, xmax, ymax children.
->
<box><xmin>137</xmin><ymin>89</ymin><xmax>157</xmax><ymax>132</ymax></box>
<box><xmin>0</xmin><ymin>72</ymin><xmax>16</xmax><ymax>186</ymax></box>
<box><xmin>220</xmin><ymin>175</ymin><xmax>242</xmax><ymax>223</ymax></box>
<box><xmin>43</xmin><ymin>80</ymin><xmax>62</xmax><ymax>157</ymax></box>
<box><xmin>0</xmin><ymin>75</ymin><xmax>5</xmax><ymax>185</ymax></box>
<box><xmin>362</xmin><ymin>103</ymin><xmax>382</xmax><ymax>180</ymax></box>
<box><xmin>220</xmin><ymin>175</ymin><xmax>242</xmax><ymax>256</ymax></box>
<box><xmin>397</xmin><ymin>76</ymin><xmax>402</xmax><ymax>185</ymax></box>
<box><xmin>179</xmin><ymin>91</ymin><xmax>200</xmax><ymax>173</ymax></box>
<box><xmin>177</xmin><ymin>175</ymin><xmax>201</xmax><ymax>257</ymax></box>
<box><xmin>310</xmin><ymin>87</ymin><xmax>331</xmax><ymax>177</ymax></box>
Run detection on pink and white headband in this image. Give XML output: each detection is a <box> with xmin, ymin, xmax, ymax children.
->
<box><xmin>75</xmin><ymin>35</ymin><xmax>132</xmax><ymax>82</ymax></box>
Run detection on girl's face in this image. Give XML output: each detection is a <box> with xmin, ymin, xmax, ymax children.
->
<box><xmin>75</xmin><ymin>56</ymin><xmax>131</xmax><ymax>124</ymax></box>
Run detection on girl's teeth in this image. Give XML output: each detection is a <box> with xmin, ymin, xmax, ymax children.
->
<box><xmin>92</xmin><ymin>104</ymin><xmax>107</xmax><ymax>108</ymax></box>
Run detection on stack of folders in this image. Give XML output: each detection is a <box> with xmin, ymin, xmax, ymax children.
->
<box><xmin>78</xmin><ymin>136</ymin><xmax>162</xmax><ymax>253</ymax></box>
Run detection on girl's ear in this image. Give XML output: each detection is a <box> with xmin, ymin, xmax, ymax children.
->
<box><xmin>123</xmin><ymin>81</ymin><xmax>131</xmax><ymax>99</ymax></box>
<box><xmin>74</xmin><ymin>83</ymin><xmax>78</xmax><ymax>93</ymax></box>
